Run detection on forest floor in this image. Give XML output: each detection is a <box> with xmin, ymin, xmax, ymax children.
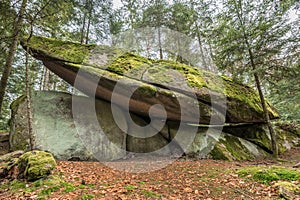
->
<box><xmin>0</xmin><ymin>147</ymin><xmax>299</xmax><ymax>200</ymax></box>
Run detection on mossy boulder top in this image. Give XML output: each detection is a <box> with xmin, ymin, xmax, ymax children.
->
<box><xmin>21</xmin><ymin>36</ymin><xmax>279</xmax><ymax>124</ymax></box>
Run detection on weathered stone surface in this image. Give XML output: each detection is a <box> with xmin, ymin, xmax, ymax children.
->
<box><xmin>126</xmin><ymin>115</ymin><xmax>171</xmax><ymax>156</ymax></box>
<box><xmin>209</xmin><ymin>133</ymin><xmax>268</xmax><ymax>161</ymax></box>
<box><xmin>0</xmin><ymin>132</ymin><xmax>9</xmax><ymax>154</ymax></box>
<box><xmin>275</xmin><ymin>122</ymin><xmax>300</xmax><ymax>154</ymax></box>
<box><xmin>10</xmin><ymin>91</ymin><xmax>127</xmax><ymax>161</ymax></box>
<box><xmin>21</xmin><ymin>36</ymin><xmax>279</xmax><ymax>124</ymax></box>
<box><xmin>9</xmin><ymin>95</ymin><xmax>29</xmax><ymax>151</ymax></box>
<box><xmin>223</xmin><ymin>124</ymin><xmax>272</xmax><ymax>153</ymax></box>
<box><xmin>223</xmin><ymin>123</ymin><xmax>300</xmax><ymax>154</ymax></box>
<box><xmin>167</xmin><ymin>126</ymin><xmax>268</xmax><ymax>160</ymax></box>
<box><xmin>9</xmin><ymin>91</ymin><xmax>299</xmax><ymax>161</ymax></box>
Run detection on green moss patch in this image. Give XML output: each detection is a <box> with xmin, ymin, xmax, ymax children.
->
<box><xmin>17</xmin><ymin>150</ymin><xmax>57</xmax><ymax>181</ymax></box>
<box><xmin>10</xmin><ymin>95</ymin><xmax>26</xmax><ymax>111</ymax></box>
<box><xmin>209</xmin><ymin>134</ymin><xmax>265</xmax><ymax>161</ymax></box>
<box><xmin>0</xmin><ymin>174</ymin><xmax>93</xmax><ymax>198</ymax></box>
<box><xmin>237</xmin><ymin>166</ymin><xmax>300</xmax><ymax>184</ymax></box>
<box><xmin>22</xmin><ymin>36</ymin><xmax>279</xmax><ymax>120</ymax></box>
<box><xmin>22</xmin><ymin>36</ymin><xmax>95</xmax><ymax>63</ymax></box>
<box><xmin>95</xmin><ymin>51</ymin><xmax>277</xmax><ymax>116</ymax></box>
<box><xmin>210</xmin><ymin>143</ymin><xmax>234</xmax><ymax>161</ymax></box>
<box><xmin>107</xmin><ymin>52</ymin><xmax>151</xmax><ymax>75</ymax></box>
<box><xmin>141</xmin><ymin>189</ymin><xmax>162</xmax><ymax>197</ymax></box>
<box><xmin>275</xmin><ymin>181</ymin><xmax>300</xmax><ymax>195</ymax></box>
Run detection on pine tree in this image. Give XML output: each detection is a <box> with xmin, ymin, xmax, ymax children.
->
<box><xmin>0</xmin><ymin>0</ymin><xmax>27</xmax><ymax>116</ymax></box>
<box><xmin>212</xmin><ymin>0</ymin><xmax>298</xmax><ymax>158</ymax></box>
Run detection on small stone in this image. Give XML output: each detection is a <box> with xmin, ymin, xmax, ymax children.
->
<box><xmin>292</xmin><ymin>162</ymin><xmax>300</xmax><ymax>168</ymax></box>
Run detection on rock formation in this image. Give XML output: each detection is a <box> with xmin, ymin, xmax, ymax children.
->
<box><xmin>7</xmin><ymin>35</ymin><xmax>297</xmax><ymax>161</ymax></box>
<box><xmin>9</xmin><ymin>91</ymin><xmax>299</xmax><ymax>161</ymax></box>
<box><xmin>21</xmin><ymin>36</ymin><xmax>279</xmax><ymax>124</ymax></box>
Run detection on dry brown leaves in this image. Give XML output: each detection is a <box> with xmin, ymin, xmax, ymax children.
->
<box><xmin>0</xmin><ymin>158</ymin><xmax>287</xmax><ymax>200</ymax></box>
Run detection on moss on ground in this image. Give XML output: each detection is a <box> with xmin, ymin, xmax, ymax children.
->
<box><xmin>237</xmin><ymin>166</ymin><xmax>300</xmax><ymax>184</ymax></box>
<box><xmin>0</xmin><ymin>174</ymin><xmax>92</xmax><ymax>198</ymax></box>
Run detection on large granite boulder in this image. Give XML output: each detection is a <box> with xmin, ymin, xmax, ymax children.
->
<box><xmin>14</xmin><ymin>36</ymin><xmax>298</xmax><ymax>161</ymax></box>
<box><xmin>10</xmin><ymin>91</ymin><xmax>127</xmax><ymax>161</ymax></box>
<box><xmin>21</xmin><ymin>36</ymin><xmax>279</xmax><ymax>124</ymax></box>
<box><xmin>9</xmin><ymin>91</ymin><xmax>299</xmax><ymax>161</ymax></box>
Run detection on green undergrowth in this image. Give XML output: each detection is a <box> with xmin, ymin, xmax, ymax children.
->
<box><xmin>141</xmin><ymin>189</ymin><xmax>162</xmax><ymax>197</ymax></box>
<box><xmin>0</xmin><ymin>175</ymin><xmax>93</xmax><ymax>198</ymax></box>
<box><xmin>236</xmin><ymin>166</ymin><xmax>300</xmax><ymax>184</ymax></box>
<box><xmin>79</xmin><ymin>194</ymin><xmax>96</xmax><ymax>200</ymax></box>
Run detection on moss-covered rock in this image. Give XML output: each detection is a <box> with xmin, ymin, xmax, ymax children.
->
<box><xmin>223</xmin><ymin>124</ymin><xmax>272</xmax><ymax>153</ymax></box>
<box><xmin>9</xmin><ymin>90</ymin><xmax>300</xmax><ymax>161</ymax></box>
<box><xmin>9</xmin><ymin>95</ymin><xmax>29</xmax><ymax>151</ymax></box>
<box><xmin>0</xmin><ymin>151</ymin><xmax>56</xmax><ymax>181</ymax></box>
<box><xmin>21</xmin><ymin>36</ymin><xmax>279</xmax><ymax>124</ymax></box>
<box><xmin>17</xmin><ymin>150</ymin><xmax>56</xmax><ymax>181</ymax></box>
<box><xmin>0</xmin><ymin>150</ymin><xmax>24</xmax><ymax>162</ymax></box>
<box><xmin>275</xmin><ymin>122</ymin><xmax>300</xmax><ymax>153</ymax></box>
<box><xmin>275</xmin><ymin>181</ymin><xmax>300</xmax><ymax>198</ymax></box>
<box><xmin>21</xmin><ymin>36</ymin><xmax>96</xmax><ymax>63</ymax></box>
<box><xmin>209</xmin><ymin>133</ymin><xmax>268</xmax><ymax>161</ymax></box>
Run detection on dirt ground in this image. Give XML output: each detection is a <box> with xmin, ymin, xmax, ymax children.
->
<box><xmin>0</xmin><ymin>147</ymin><xmax>299</xmax><ymax>200</ymax></box>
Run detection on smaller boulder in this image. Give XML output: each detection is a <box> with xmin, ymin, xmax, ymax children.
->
<box><xmin>0</xmin><ymin>150</ymin><xmax>24</xmax><ymax>162</ymax></box>
<box><xmin>275</xmin><ymin>181</ymin><xmax>300</xmax><ymax>199</ymax></box>
<box><xmin>17</xmin><ymin>150</ymin><xmax>56</xmax><ymax>181</ymax></box>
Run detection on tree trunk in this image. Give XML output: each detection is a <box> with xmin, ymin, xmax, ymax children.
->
<box><xmin>85</xmin><ymin>16</ymin><xmax>91</xmax><ymax>44</ymax></box>
<box><xmin>237</xmin><ymin>3</ymin><xmax>278</xmax><ymax>157</ymax></box>
<box><xmin>0</xmin><ymin>0</ymin><xmax>27</xmax><ymax>115</ymax></box>
<box><xmin>25</xmin><ymin>32</ymin><xmax>34</xmax><ymax>150</ymax></box>
<box><xmin>195</xmin><ymin>23</ymin><xmax>208</xmax><ymax>69</ymax></box>
<box><xmin>246</xmin><ymin>40</ymin><xmax>278</xmax><ymax>158</ymax></box>
<box><xmin>39</xmin><ymin>67</ymin><xmax>45</xmax><ymax>90</ymax></box>
<box><xmin>43</xmin><ymin>68</ymin><xmax>50</xmax><ymax>90</ymax></box>
<box><xmin>158</xmin><ymin>27</ymin><xmax>163</xmax><ymax>60</ymax></box>
<box><xmin>80</xmin><ymin>7</ymin><xmax>87</xmax><ymax>44</ymax></box>
<box><xmin>85</xmin><ymin>0</ymin><xmax>92</xmax><ymax>44</ymax></box>
<box><xmin>254</xmin><ymin>73</ymin><xmax>278</xmax><ymax>158</ymax></box>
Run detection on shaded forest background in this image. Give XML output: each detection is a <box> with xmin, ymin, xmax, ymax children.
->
<box><xmin>0</xmin><ymin>0</ymin><xmax>299</xmax><ymax>130</ymax></box>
